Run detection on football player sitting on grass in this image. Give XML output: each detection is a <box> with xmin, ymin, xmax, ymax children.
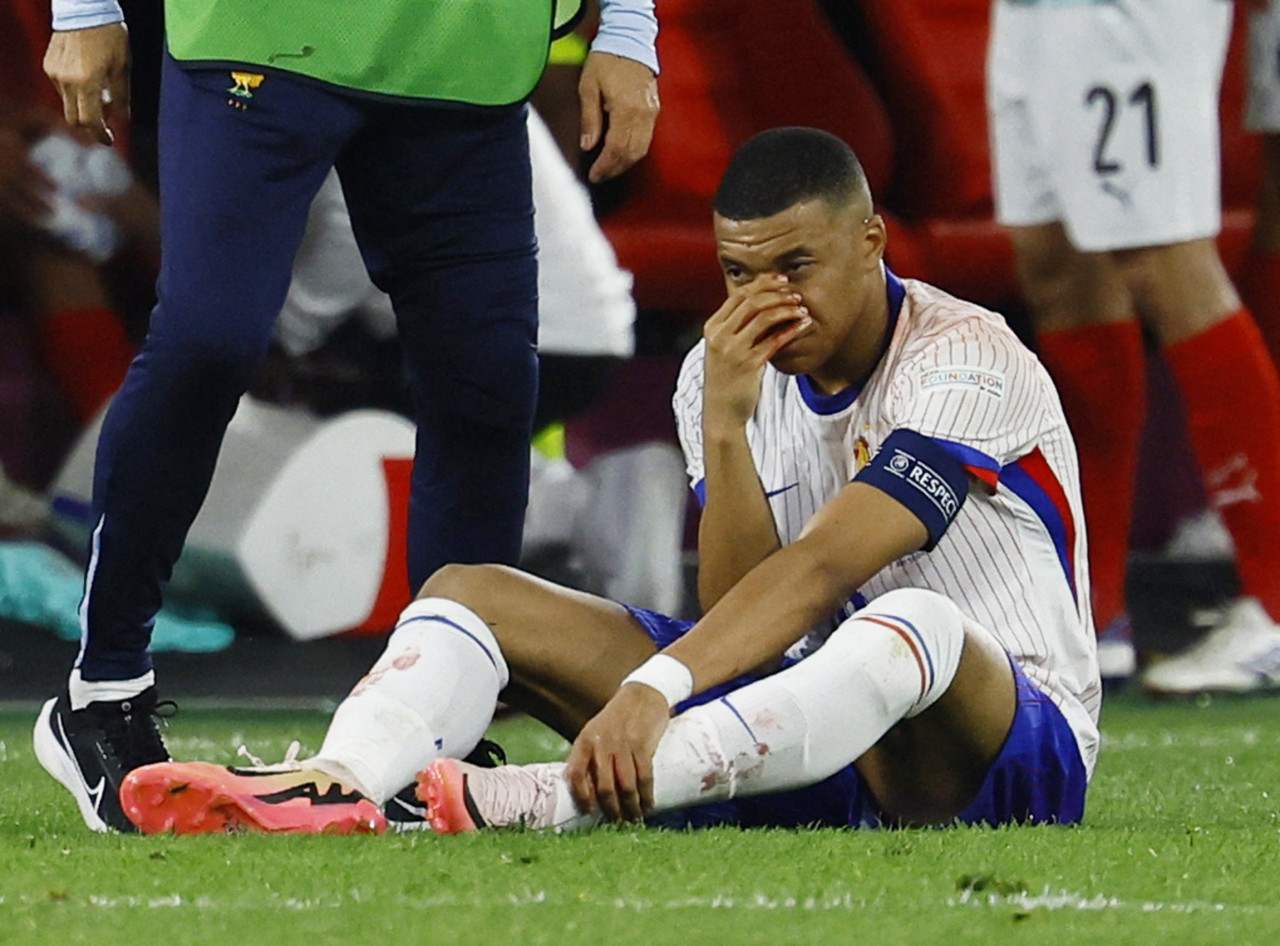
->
<box><xmin>116</xmin><ymin>128</ymin><xmax>1101</xmax><ymax>836</ymax></box>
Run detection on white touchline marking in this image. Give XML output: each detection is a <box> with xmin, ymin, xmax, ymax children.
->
<box><xmin>54</xmin><ymin>888</ymin><xmax>1268</xmax><ymax>915</ymax></box>
<box><xmin>947</xmin><ymin>886</ymin><xmax>1257</xmax><ymax>915</ymax></box>
<box><xmin>1101</xmin><ymin>730</ymin><xmax>1274</xmax><ymax>751</ymax></box>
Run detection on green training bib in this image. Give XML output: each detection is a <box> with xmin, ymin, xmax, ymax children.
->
<box><xmin>165</xmin><ymin>0</ymin><xmax>580</xmax><ymax>105</ymax></box>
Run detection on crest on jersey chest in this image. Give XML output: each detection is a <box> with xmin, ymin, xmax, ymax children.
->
<box><xmin>852</xmin><ymin>423</ymin><xmax>876</xmax><ymax>473</ymax></box>
<box><xmin>854</xmin><ymin>436</ymin><xmax>871</xmax><ymax>473</ymax></box>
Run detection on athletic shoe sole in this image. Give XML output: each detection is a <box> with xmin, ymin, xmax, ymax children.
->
<box><xmin>33</xmin><ymin>698</ymin><xmax>111</xmax><ymax>833</ymax></box>
<box><xmin>120</xmin><ymin>762</ymin><xmax>387</xmax><ymax>835</ymax></box>
<box><xmin>1140</xmin><ymin>672</ymin><xmax>1280</xmax><ymax>696</ymax></box>
<box><xmin>417</xmin><ymin>759</ymin><xmax>481</xmax><ymax>834</ymax></box>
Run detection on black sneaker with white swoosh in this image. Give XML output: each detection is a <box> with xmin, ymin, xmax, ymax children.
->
<box><xmin>33</xmin><ymin>688</ymin><xmax>173</xmax><ymax>833</ymax></box>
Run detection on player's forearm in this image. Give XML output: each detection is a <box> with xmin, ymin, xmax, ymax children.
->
<box><xmin>669</xmin><ymin>481</ymin><xmax>929</xmax><ymax>695</ymax></box>
<box><xmin>695</xmin><ymin>427</ymin><xmax>782</xmax><ymax>612</ymax></box>
<box><xmin>669</xmin><ymin>537</ymin><xmax>861</xmax><ymax>690</ymax></box>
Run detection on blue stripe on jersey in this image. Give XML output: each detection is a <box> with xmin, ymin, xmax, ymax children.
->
<box><xmin>693</xmin><ymin>479</ymin><xmax>707</xmax><ymax>507</ymax></box>
<box><xmin>796</xmin><ymin>267</ymin><xmax>907</xmax><ymax>415</ymax></box>
<box><xmin>933</xmin><ymin>438</ymin><xmax>1001</xmax><ymax>478</ymax></box>
<box><xmin>1000</xmin><ymin>459</ymin><xmax>1076</xmax><ymax>596</ymax></box>
<box><xmin>854</xmin><ymin>428</ymin><xmax>970</xmax><ymax>550</ymax></box>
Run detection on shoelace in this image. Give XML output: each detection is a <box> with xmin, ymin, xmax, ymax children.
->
<box><xmin>474</xmin><ymin>763</ymin><xmax>562</xmax><ymax>828</ymax></box>
<box><xmin>235</xmin><ymin>740</ymin><xmax>303</xmax><ymax>772</ymax></box>
<box><xmin>107</xmin><ymin>696</ymin><xmax>177</xmax><ymax>769</ymax></box>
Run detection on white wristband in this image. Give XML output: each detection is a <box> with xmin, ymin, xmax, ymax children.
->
<box><xmin>621</xmin><ymin>654</ymin><xmax>694</xmax><ymax>708</ymax></box>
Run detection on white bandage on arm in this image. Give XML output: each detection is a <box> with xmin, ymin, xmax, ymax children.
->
<box><xmin>52</xmin><ymin>0</ymin><xmax>124</xmax><ymax>31</ymax></box>
<box><xmin>620</xmin><ymin>653</ymin><xmax>694</xmax><ymax>708</ymax></box>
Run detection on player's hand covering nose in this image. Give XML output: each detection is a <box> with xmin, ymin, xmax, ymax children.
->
<box><xmin>703</xmin><ymin>275</ymin><xmax>813</xmax><ymax>429</ymax></box>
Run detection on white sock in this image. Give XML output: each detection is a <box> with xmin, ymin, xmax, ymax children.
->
<box><xmin>649</xmin><ymin>588</ymin><xmax>966</xmax><ymax>811</ymax></box>
<box><xmin>68</xmin><ymin>668</ymin><xmax>155</xmax><ymax>711</ymax></box>
<box><xmin>310</xmin><ymin>597</ymin><xmax>509</xmax><ymax>803</ymax></box>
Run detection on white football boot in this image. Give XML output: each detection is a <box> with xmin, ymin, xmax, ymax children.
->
<box><xmin>1141</xmin><ymin>597</ymin><xmax>1280</xmax><ymax>696</ymax></box>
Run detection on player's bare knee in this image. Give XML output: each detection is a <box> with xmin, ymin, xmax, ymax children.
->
<box><xmin>415</xmin><ymin>563</ymin><xmax>514</xmax><ymax>641</ymax></box>
<box><xmin>418</xmin><ymin>562</ymin><xmax>508</xmax><ymax>605</ymax></box>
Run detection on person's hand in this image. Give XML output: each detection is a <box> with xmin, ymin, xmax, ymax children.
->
<box><xmin>0</xmin><ymin>127</ymin><xmax>54</xmax><ymax>227</ymax></box>
<box><xmin>702</xmin><ymin>275</ymin><xmax>813</xmax><ymax>429</ymax></box>
<box><xmin>565</xmin><ymin>682</ymin><xmax>671</xmax><ymax>821</ymax></box>
<box><xmin>44</xmin><ymin>24</ymin><xmax>130</xmax><ymax>145</ymax></box>
<box><xmin>578</xmin><ymin>51</ymin><xmax>659</xmax><ymax>184</ymax></box>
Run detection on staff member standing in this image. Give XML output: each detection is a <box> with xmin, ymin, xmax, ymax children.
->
<box><xmin>34</xmin><ymin>0</ymin><xmax>660</xmax><ymax>834</ymax></box>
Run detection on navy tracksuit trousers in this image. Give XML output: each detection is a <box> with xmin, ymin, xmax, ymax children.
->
<box><xmin>79</xmin><ymin>55</ymin><xmax>539</xmax><ymax>680</ymax></box>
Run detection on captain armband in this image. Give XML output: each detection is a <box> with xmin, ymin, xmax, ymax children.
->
<box><xmin>853</xmin><ymin>428</ymin><xmax>971</xmax><ymax>550</ymax></box>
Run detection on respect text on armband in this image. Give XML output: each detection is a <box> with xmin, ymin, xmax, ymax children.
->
<box><xmin>886</xmin><ymin>450</ymin><xmax>960</xmax><ymax>519</ymax></box>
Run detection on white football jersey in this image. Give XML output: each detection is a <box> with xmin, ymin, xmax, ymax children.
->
<box><xmin>673</xmin><ymin>272</ymin><xmax>1101</xmax><ymax>775</ymax></box>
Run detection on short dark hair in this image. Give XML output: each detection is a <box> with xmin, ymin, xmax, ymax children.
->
<box><xmin>714</xmin><ymin>127</ymin><xmax>868</xmax><ymax>221</ymax></box>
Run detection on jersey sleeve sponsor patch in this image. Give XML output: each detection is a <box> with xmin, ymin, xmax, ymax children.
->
<box><xmin>854</xmin><ymin>428</ymin><xmax>971</xmax><ymax>550</ymax></box>
<box><xmin>919</xmin><ymin>366</ymin><xmax>1006</xmax><ymax>399</ymax></box>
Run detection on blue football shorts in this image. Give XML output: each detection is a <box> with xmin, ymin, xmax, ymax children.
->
<box><xmin>625</xmin><ymin>606</ymin><xmax>1089</xmax><ymax>829</ymax></box>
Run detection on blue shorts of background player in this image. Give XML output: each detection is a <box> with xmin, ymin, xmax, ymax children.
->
<box><xmin>626</xmin><ymin>606</ymin><xmax>1089</xmax><ymax>830</ymax></box>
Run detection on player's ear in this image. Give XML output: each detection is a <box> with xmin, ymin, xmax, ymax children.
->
<box><xmin>859</xmin><ymin>213</ymin><xmax>887</xmax><ymax>267</ymax></box>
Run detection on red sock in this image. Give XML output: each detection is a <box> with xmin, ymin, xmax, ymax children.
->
<box><xmin>1164</xmin><ymin>309</ymin><xmax>1280</xmax><ymax>618</ymax></box>
<box><xmin>1237</xmin><ymin>249</ymin><xmax>1280</xmax><ymax>367</ymax></box>
<box><xmin>1037</xmin><ymin>321</ymin><xmax>1146</xmax><ymax>629</ymax></box>
<box><xmin>35</xmin><ymin>307</ymin><xmax>135</xmax><ymax>423</ymax></box>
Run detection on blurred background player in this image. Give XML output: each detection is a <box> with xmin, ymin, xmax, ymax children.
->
<box><xmin>0</xmin><ymin>0</ymin><xmax>157</xmax><ymax>537</ymax></box>
<box><xmin>33</xmin><ymin>0</ymin><xmax>660</xmax><ymax>834</ymax></box>
<box><xmin>987</xmin><ymin>0</ymin><xmax>1280</xmax><ymax>694</ymax></box>
<box><xmin>1240</xmin><ymin>0</ymin><xmax>1280</xmax><ymax>363</ymax></box>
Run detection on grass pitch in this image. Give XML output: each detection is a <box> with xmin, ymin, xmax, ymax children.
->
<box><xmin>2</xmin><ymin>692</ymin><xmax>1278</xmax><ymax>946</ymax></box>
